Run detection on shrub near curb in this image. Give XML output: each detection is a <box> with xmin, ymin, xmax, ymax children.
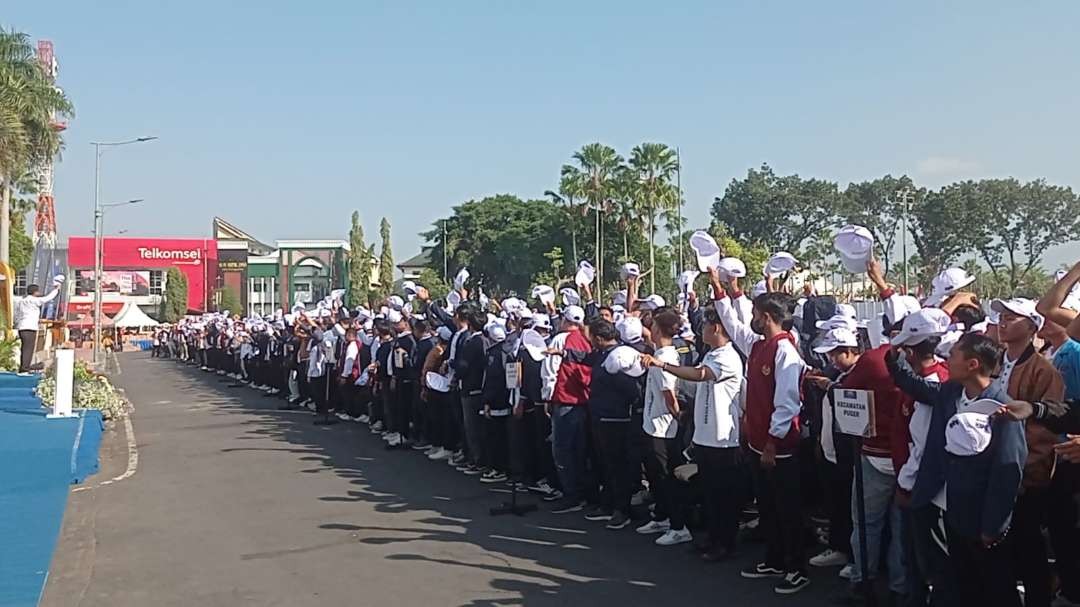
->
<box><xmin>35</xmin><ymin>360</ymin><xmax>130</xmax><ymax>421</ymax></box>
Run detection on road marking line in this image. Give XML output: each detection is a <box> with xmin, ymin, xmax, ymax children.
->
<box><xmin>72</xmin><ymin>413</ymin><xmax>138</xmax><ymax>493</ymax></box>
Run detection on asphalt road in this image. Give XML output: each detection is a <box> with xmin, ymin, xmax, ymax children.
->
<box><xmin>42</xmin><ymin>354</ymin><xmax>843</xmax><ymax>607</ymax></box>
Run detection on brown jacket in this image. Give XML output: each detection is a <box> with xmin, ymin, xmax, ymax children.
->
<box><xmin>1002</xmin><ymin>344</ymin><xmax>1066</xmax><ymax>490</ymax></box>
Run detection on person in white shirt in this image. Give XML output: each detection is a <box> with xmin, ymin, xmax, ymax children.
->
<box><xmin>13</xmin><ymin>276</ymin><xmax>63</xmax><ymax>374</ymax></box>
<box><xmin>634</xmin><ymin>308</ymin><xmax>693</xmax><ymax>546</ymax></box>
<box><xmin>644</xmin><ymin>305</ymin><xmax>745</xmax><ymax>561</ymax></box>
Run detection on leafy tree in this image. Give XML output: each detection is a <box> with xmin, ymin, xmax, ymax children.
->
<box><xmin>423</xmin><ymin>194</ymin><xmax>572</xmax><ymax>296</ymax></box>
<box><xmin>966</xmin><ymin>178</ymin><xmax>1080</xmax><ymax>292</ymax></box>
<box><xmin>839</xmin><ymin>176</ymin><xmax>919</xmax><ymax>275</ymax></box>
<box><xmin>416</xmin><ymin>267</ymin><xmax>450</xmax><ymax>302</ymax></box>
<box><xmin>0</xmin><ymin>28</ymin><xmax>74</xmax><ymax>262</ymax></box>
<box><xmin>214</xmin><ymin>286</ymin><xmax>241</xmax><ymax>315</ymax></box>
<box><xmin>161</xmin><ymin>267</ymin><xmax>188</xmax><ymax>322</ymax></box>
<box><xmin>711</xmin><ymin>163</ymin><xmax>841</xmax><ymax>255</ymax></box>
<box><xmin>377</xmin><ymin>217</ymin><xmax>394</xmax><ymax>299</ymax></box>
<box><xmin>347</xmin><ymin>211</ymin><xmax>371</xmax><ymax>307</ymax></box>
<box><xmin>628</xmin><ymin>142</ymin><xmax>680</xmax><ymax>292</ymax></box>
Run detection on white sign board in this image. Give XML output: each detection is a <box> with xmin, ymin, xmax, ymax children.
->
<box><xmin>48</xmin><ymin>348</ymin><xmax>75</xmax><ymax>419</ymax></box>
<box><xmin>504</xmin><ymin>362</ymin><xmax>521</xmax><ymax>389</ymax></box>
<box><xmin>832</xmin><ymin>388</ymin><xmax>876</xmax><ymax>438</ymax></box>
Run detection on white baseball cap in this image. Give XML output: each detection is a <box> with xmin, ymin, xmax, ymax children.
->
<box><xmin>616</xmin><ymin>316</ymin><xmax>643</xmax><ymax>343</ymax></box>
<box><xmin>638</xmin><ymin>294</ymin><xmax>666</xmax><ymax>311</ymax></box>
<box><xmin>563</xmin><ymin>305</ymin><xmax>586</xmax><ymax>324</ymax></box>
<box><xmin>560</xmin><ymin>287</ymin><xmax>581</xmax><ymax>307</ymax></box>
<box><xmin>619</xmin><ymin>262</ymin><xmax>641</xmax><ymax>281</ymax></box>
<box><xmin>991</xmin><ymin>298</ymin><xmax>1044</xmax><ymax>330</ymax></box>
<box><xmin>813</xmin><ymin>327</ymin><xmax>859</xmax><ymax>353</ymax></box>
<box><xmin>531</xmin><ymin>314</ymin><xmax>553</xmax><ymax>331</ymax></box>
<box><xmin>453</xmin><ymin>267</ymin><xmax>470</xmax><ymax>291</ymax></box>
<box><xmin>520</xmin><ymin>329</ymin><xmax>548</xmax><ymax>361</ymax></box>
<box><xmin>678</xmin><ymin>270</ymin><xmax>700</xmax><ymax>295</ymax></box>
<box><xmin>575</xmin><ymin>260</ymin><xmax>595</xmax><ymax>287</ymax></box>
<box><xmin>837</xmin><ymin>303</ymin><xmax>857</xmax><ymax>319</ymax></box>
<box><xmin>945</xmin><ymin>409</ymin><xmax>996</xmax><ymax>456</ymax></box>
<box><xmin>717</xmin><ymin>257</ymin><xmax>747</xmax><ymax>280</ymax></box>
<box><xmin>388</xmin><ymin>295</ymin><xmax>405</xmax><ymax>310</ymax></box>
<box><xmin>751</xmin><ymin>280</ymin><xmax>768</xmax><ymax>299</ymax></box>
<box><xmin>764</xmin><ymin>252</ymin><xmax>798</xmax><ymax>277</ymax></box>
<box><xmin>891</xmin><ymin>307</ymin><xmax>952</xmax><ymax>346</ymax></box>
<box><xmin>612</xmin><ymin>289</ymin><xmax>628</xmax><ymax>307</ymax></box>
<box><xmin>689</xmin><ymin>231</ymin><xmax>721</xmax><ymax>272</ymax></box>
<box><xmin>485</xmin><ymin>321</ymin><xmax>507</xmax><ymax>343</ymax></box>
<box><xmin>436</xmin><ymin>326</ymin><xmax>453</xmax><ymax>341</ymax></box>
<box><xmin>884</xmin><ymin>295</ymin><xmax>922</xmax><ymax>330</ymax></box>
<box><xmin>426</xmin><ymin>372</ymin><xmax>451</xmax><ymax>393</ymax></box>
<box><xmin>603</xmin><ymin>345</ymin><xmax>647</xmax><ymax>378</ymax></box>
<box><xmin>386</xmin><ymin>309</ymin><xmax>403</xmax><ymax>324</ymax></box>
<box><xmin>834</xmin><ymin>225</ymin><xmax>874</xmax><ymax>274</ymax></box>
<box><xmin>532</xmin><ymin>285</ymin><xmax>555</xmax><ymax>306</ymax></box>
<box><xmin>815</xmin><ymin>314</ymin><xmax>859</xmax><ymax>332</ymax></box>
<box><xmin>925</xmin><ymin>268</ymin><xmax>976</xmax><ymax>307</ymax></box>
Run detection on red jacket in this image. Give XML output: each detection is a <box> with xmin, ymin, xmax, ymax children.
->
<box><xmin>839</xmin><ymin>345</ymin><xmax>905</xmax><ymax>459</ymax></box>
<box><xmin>551</xmin><ymin>327</ymin><xmax>592</xmax><ymax>406</ymax></box>
<box><xmin>744</xmin><ymin>332</ymin><xmax>802</xmax><ymax>456</ymax></box>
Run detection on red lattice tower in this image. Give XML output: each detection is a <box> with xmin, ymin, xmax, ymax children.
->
<box><xmin>33</xmin><ymin>40</ymin><xmax>64</xmax><ymax>247</ymax></box>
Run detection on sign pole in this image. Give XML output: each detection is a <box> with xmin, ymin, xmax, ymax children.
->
<box><xmin>853</xmin><ymin>437</ymin><xmax>876</xmax><ymax>606</ymax></box>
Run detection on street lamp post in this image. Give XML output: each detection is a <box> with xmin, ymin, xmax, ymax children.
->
<box><xmin>90</xmin><ymin>137</ymin><xmax>155</xmax><ymax>366</ymax></box>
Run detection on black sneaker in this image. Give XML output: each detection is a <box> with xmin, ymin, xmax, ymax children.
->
<box><xmin>550</xmin><ymin>499</ymin><xmax>586</xmax><ymax>514</ymax></box>
<box><xmin>740</xmin><ymin>563</ymin><xmax>785</xmax><ymax>579</ymax></box>
<box><xmin>606</xmin><ymin>511</ymin><xmax>631</xmax><ymax>530</ymax></box>
<box><xmin>774</xmin><ymin>571</ymin><xmax>810</xmax><ymax>595</ymax></box>
<box><xmin>584</xmin><ymin>506</ymin><xmax>613</xmax><ymax>522</ymax></box>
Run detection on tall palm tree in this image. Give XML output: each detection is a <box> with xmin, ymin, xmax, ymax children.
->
<box><xmin>611</xmin><ymin>165</ymin><xmax>639</xmax><ymax>260</ymax></box>
<box><xmin>628</xmin><ymin>143</ymin><xmax>679</xmax><ymax>292</ymax></box>
<box><xmin>0</xmin><ymin>28</ymin><xmax>73</xmax><ymax>262</ymax></box>
<box><xmin>569</xmin><ymin>143</ymin><xmax>623</xmax><ymax>299</ymax></box>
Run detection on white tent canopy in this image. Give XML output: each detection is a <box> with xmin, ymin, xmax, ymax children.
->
<box><xmin>112</xmin><ymin>302</ymin><xmax>160</xmax><ymax>328</ymax></box>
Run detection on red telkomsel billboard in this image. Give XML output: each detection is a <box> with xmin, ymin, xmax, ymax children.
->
<box><xmin>67</xmin><ymin>237</ymin><xmax>219</xmax><ymax>311</ymax></box>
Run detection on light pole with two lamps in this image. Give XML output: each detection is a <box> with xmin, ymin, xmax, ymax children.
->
<box><xmin>90</xmin><ymin>136</ymin><xmax>156</xmax><ymax>366</ymax></box>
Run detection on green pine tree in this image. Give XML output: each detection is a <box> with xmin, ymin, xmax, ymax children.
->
<box><xmin>161</xmin><ymin>267</ymin><xmax>188</xmax><ymax>322</ymax></box>
<box><xmin>347</xmin><ymin>211</ymin><xmax>370</xmax><ymax>307</ymax></box>
<box><xmin>377</xmin><ymin>217</ymin><xmax>394</xmax><ymax>298</ymax></box>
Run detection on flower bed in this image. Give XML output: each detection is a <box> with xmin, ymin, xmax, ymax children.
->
<box><xmin>35</xmin><ymin>360</ymin><xmax>129</xmax><ymax>420</ymax></box>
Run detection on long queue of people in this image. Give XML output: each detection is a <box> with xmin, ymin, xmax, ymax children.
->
<box><xmin>162</xmin><ymin>249</ymin><xmax>1080</xmax><ymax>606</ymax></box>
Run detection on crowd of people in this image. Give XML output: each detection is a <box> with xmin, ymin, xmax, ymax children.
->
<box><xmin>159</xmin><ymin>231</ymin><xmax>1080</xmax><ymax>606</ymax></box>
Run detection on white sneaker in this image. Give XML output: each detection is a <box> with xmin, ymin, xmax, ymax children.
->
<box><xmin>350</xmin><ymin>416</ymin><xmax>364</xmax><ymax>423</ymax></box>
<box><xmin>838</xmin><ymin>564</ymin><xmax>854</xmax><ymax>580</ymax></box>
<box><xmin>358</xmin><ymin>415</ymin><xmax>370</xmax><ymax>423</ymax></box>
<box><xmin>635</xmin><ymin>519</ymin><xmax>671</xmax><ymax>535</ymax></box>
<box><xmin>428</xmin><ymin>447</ymin><xmax>451</xmax><ymax>461</ymax></box>
<box><xmin>371</xmin><ymin>421</ymin><xmax>384</xmax><ymax>432</ymax></box>
<box><xmin>387</xmin><ymin>434</ymin><xmax>402</xmax><ymax>447</ymax></box>
<box><xmin>809</xmin><ymin>549</ymin><xmax>848</xmax><ymax>568</ymax></box>
<box><xmin>655</xmin><ymin>527</ymin><xmax>693</xmax><ymax>546</ymax></box>
<box><xmin>336</xmin><ymin>413</ymin><xmax>351</xmax><ymax>421</ymax></box>
<box><xmin>261</xmin><ymin>385</ymin><xmax>273</xmax><ymax>392</ymax></box>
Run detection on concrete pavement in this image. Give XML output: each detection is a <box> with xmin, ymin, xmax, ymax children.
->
<box><xmin>42</xmin><ymin>354</ymin><xmax>842</xmax><ymax>606</ymax></box>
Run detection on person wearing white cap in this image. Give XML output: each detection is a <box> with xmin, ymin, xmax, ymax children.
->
<box><xmin>585</xmin><ymin>319</ymin><xmax>648</xmax><ymax>530</ymax></box>
<box><xmin>886</xmin><ymin>332</ymin><xmax>1028</xmax><ymax>607</ymax></box>
<box><xmin>924</xmin><ymin>267</ymin><xmax>977</xmax><ymax>308</ymax></box>
<box><xmin>642</xmin><ymin>305</ymin><xmax>744</xmax><ymax>561</ymax></box>
<box><xmin>476</xmin><ymin>319</ymin><xmax>512</xmax><ymax>484</ymax></box>
<box><xmin>541</xmin><ymin>303</ymin><xmax>594</xmax><ymax>514</ymax></box>
<box><xmin>988</xmin><ymin>297</ymin><xmax>1065</xmax><ymax>607</ymax></box>
<box><xmin>508</xmin><ymin>326</ymin><xmax>560</xmax><ymax>500</ymax></box>
<box><xmin>705</xmin><ymin>268</ymin><xmax>810</xmax><ymax>593</ymax></box>
<box><xmin>884</xmin><ymin>307</ymin><xmax>953</xmax><ymax>605</ymax></box>
<box><xmin>452</xmin><ymin>305</ymin><xmax>490</xmax><ymax>472</ymax></box>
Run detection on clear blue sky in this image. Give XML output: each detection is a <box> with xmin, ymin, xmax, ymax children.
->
<box><xmin>8</xmin><ymin>1</ymin><xmax>1080</xmax><ymax>266</ymax></box>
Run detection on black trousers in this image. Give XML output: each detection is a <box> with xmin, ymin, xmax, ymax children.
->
<box><xmin>948</xmin><ymin>527</ymin><xmax>1021</xmax><ymax>607</ymax></box>
<box><xmin>482</xmin><ymin>414</ymin><xmax>509</xmax><ymax>472</ymax></box>
<box><xmin>18</xmin><ymin>329</ymin><xmax>35</xmax><ymax>373</ymax></box>
<box><xmin>1010</xmin><ymin>489</ymin><xmax>1050</xmax><ymax>607</ymax></box>
<box><xmin>825</xmin><ymin>433</ymin><xmax>855</xmax><ymax>555</ymax></box>
<box><xmin>643</xmin><ymin>434</ymin><xmax>687</xmax><ymax>529</ymax></box>
<box><xmin>446</xmin><ymin>390</ymin><xmax>463</xmax><ymax>452</ymax></box>
<box><xmin>510</xmin><ymin>403</ymin><xmax>556</xmax><ymax>484</ymax></box>
<box><xmin>750</xmin><ymin>451</ymin><xmax>805</xmax><ymax>574</ymax></box>
<box><xmin>1048</xmin><ymin>463</ymin><xmax>1080</xmax><ymax>602</ymax></box>
<box><xmin>697</xmin><ymin>445</ymin><xmax>743</xmax><ymax>551</ymax></box>
<box><xmin>394</xmin><ymin>381</ymin><xmax>415</xmax><ymax>438</ymax></box>
<box><xmin>594</xmin><ymin>420</ymin><xmax>637</xmax><ymax>516</ymax></box>
<box><xmin>901</xmin><ymin>504</ymin><xmax>955</xmax><ymax>607</ymax></box>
